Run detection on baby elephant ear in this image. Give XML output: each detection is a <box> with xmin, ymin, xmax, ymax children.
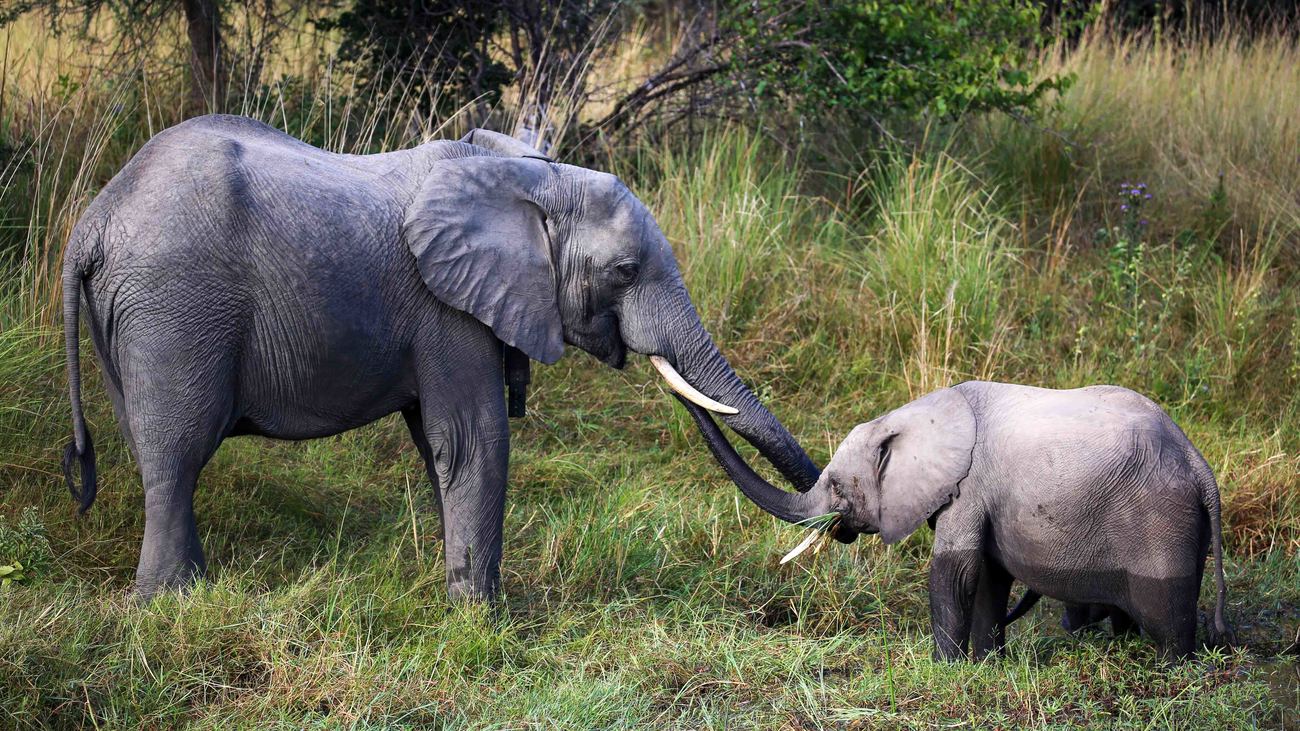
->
<box><xmin>460</xmin><ymin>128</ymin><xmax>552</xmax><ymax>161</ymax></box>
<box><xmin>870</xmin><ymin>387</ymin><xmax>977</xmax><ymax>544</ymax></box>
<box><xmin>403</xmin><ymin>156</ymin><xmax>564</xmax><ymax>364</ymax></box>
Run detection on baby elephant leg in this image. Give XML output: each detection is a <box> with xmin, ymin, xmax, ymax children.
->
<box><xmin>1109</xmin><ymin>608</ymin><xmax>1138</xmax><ymax>636</ymax></box>
<box><xmin>1128</xmin><ymin>575</ymin><xmax>1201</xmax><ymax>659</ymax></box>
<box><xmin>929</xmin><ymin>549</ymin><xmax>984</xmax><ymax>661</ymax></box>
<box><xmin>1061</xmin><ymin>603</ymin><xmax>1111</xmax><ymax>634</ymax></box>
<box><xmin>969</xmin><ymin>561</ymin><xmax>1015</xmax><ymax>659</ymax></box>
<box><xmin>928</xmin><ymin>506</ymin><xmax>991</xmax><ymax>661</ymax></box>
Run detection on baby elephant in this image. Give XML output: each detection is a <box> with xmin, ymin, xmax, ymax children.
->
<box><xmin>680</xmin><ymin>381</ymin><xmax>1231</xmax><ymax>660</ymax></box>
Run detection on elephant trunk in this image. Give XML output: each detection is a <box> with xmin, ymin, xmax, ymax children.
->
<box><xmin>619</xmin><ymin>267</ymin><xmax>820</xmax><ymax>495</ymax></box>
<box><xmin>652</xmin><ymin>303</ymin><xmax>821</xmax><ymax>493</ymax></box>
<box><xmin>673</xmin><ymin>395</ymin><xmax>830</xmax><ymax>524</ymax></box>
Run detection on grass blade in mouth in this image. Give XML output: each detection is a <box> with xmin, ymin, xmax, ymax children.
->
<box><xmin>780</xmin><ymin>515</ymin><xmax>840</xmax><ymax>565</ymax></box>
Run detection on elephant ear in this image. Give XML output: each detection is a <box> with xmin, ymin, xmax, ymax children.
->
<box><xmin>460</xmin><ymin>128</ymin><xmax>552</xmax><ymax>161</ymax></box>
<box><xmin>403</xmin><ymin>156</ymin><xmax>564</xmax><ymax>364</ymax></box>
<box><xmin>867</xmin><ymin>387</ymin><xmax>977</xmax><ymax>544</ymax></box>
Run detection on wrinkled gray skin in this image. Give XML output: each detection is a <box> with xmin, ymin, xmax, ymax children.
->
<box><xmin>61</xmin><ymin>115</ymin><xmax>819</xmax><ymax>600</ymax></box>
<box><xmin>678</xmin><ymin>381</ymin><xmax>1231</xmax><ymax>660</ymax></box>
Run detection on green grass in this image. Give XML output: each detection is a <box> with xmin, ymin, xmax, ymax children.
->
<box><xmin>2</xmin><ymin>19</ymin><xmax>1299</xmax><ymax>730</ymax></box>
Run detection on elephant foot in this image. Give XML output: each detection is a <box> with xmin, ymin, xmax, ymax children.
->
<box><xmin>132</xmin><ymin>567</ymin><xmax>203</xmax><ymax>602</ymax></box>
<box><xmin>445</xmin><ymin>569</ymin><xmax>501</xmax><ymax>606</ymax></box>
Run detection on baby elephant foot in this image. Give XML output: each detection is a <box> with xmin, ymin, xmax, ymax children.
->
<box><xmin>932</xmin><ymin>638</ymin><xmax>968</xmax><ymax>662</ymax></box>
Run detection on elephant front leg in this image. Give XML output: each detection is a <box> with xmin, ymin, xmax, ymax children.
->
<box><xmin>928</xmin><ymin>506</ymin><xmax>989</xmax><ymax>661</ymax></box>
<box><xmin>417</xmin><ymin>406</ymin><xmax>510</xmax><ymax>603</ymax></box>
<box><xmin>440</xmin><ymin>454</ymin><xmax>508</xmax><ymax>602</ymax></box>
<box><xmin>929</xmin><ymin>549</ymin><xmax>985</xmax><ymax>660</ymax></box>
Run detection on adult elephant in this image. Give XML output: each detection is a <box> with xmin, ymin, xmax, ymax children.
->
<box><xmin>61</xmin><ymin>115</ymin><xmax>819</xmax><ymax>600</ymax></box>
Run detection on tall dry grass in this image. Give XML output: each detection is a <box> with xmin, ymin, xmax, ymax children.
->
<box><xmin>979</xmin><ymin>26</ymin><xmax>1300</xmax><ymax>254</ymax></box>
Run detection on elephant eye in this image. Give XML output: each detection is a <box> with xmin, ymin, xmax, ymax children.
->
<box><xmin>612</xmin><ymin>261</ymin><xmax>640</xmax><ymax>286</ymax></box>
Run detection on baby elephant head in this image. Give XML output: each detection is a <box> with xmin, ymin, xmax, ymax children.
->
<box><xmin>678</xmin><ymin>387</ymin><xmax>977</xmax><ymax>545</ymax></box>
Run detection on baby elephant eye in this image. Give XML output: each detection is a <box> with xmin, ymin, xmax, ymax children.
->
<box><xmin>613</xmin><ymin>261</ymin><xmax>640</xmax><ymax>285</ymax></box>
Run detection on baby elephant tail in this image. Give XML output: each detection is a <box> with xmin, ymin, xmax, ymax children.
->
<box><xmin>62</xmin><ymin>265</ymin><xmax>97</xmax><ymax>515</ymax></box>
<box><xmin>1002</xmin><ymin>588</ymin><xmax>1043</xmax><ymax>628</ymax></box>
<box><xmin>1197</xmin><ymin>464</ymin><xmax>1233</xmax><ymax>646</ymax></box>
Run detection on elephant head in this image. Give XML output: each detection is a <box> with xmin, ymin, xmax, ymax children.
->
<box><xmin>676</xmin><ymin>387</ymin><xmax>977</xmax><ymax>544</ymax></box>
<box><xmin>401</xmin><ymin>130</ymin><xmax>821</xmax><ymax>491</ymax></box>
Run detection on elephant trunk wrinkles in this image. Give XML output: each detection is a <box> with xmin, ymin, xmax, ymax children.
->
<box><xmin>674</xmin><ymin>395</ymin><xmax>828</xmax><ymax>524</ymax></box>
<box><xmin>660</xmin><ymin>295</ymin><xmax>821</xmax><ymax>492</ymax></box>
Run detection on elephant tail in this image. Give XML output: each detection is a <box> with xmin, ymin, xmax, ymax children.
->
<box><xmin>1002</xmin><ymin>587</ymin><xmax>1042</xmax><ymax>627</ymax></box>
<box><xmin>62</xmin><ymin>264</ymin><xmax>97</xmax><ymax>515</ymax></box>
<box><xmin>1196</xmin><ymin>463</ymin><xmax>1232</xmax><ymax>645</ymax></box>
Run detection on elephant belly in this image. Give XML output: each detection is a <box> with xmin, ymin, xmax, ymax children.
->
<box><xmin>987</xmin><ymin>488</ymin><xmax>1205</xmax><ymax>609</ymax></box>
<box><xmin>990</xmin><ymin>517</ymin><xmax>1125</xmax><ymax>607</ymax></box>
<box><xmin>233</xmin><ymin>293</ymin><xmax>420</xmax><ymax>440</ymax></box>
<box><xmin>233</xmin><ymin>366</ymin><xmax>416</xmax><ymax>440</ymax></box>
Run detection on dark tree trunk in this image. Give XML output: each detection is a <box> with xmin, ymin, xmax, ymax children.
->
<box><xmin>182</xmin><ymin>0</ymin><xmax>225</xmax><ymax>114</ymax></box>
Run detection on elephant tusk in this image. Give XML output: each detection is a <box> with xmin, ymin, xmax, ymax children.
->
<box><xmin>649</xmin><ymin>355</ymin><xmax>739</xmax><ymax>415</ymax></box>
<box><xmin>779</xmin><ymin>527</ymin><xmax>823</xmax><ymax>565</ymax></box>
<box><xmin>779</xmin><ymin>515</ymin><xmax>840</xmax><ymax>564</ymax></box>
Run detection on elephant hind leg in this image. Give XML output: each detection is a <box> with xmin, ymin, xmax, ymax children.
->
<box><xmin>122</xmin><ymin>357</ymin><xmax>236</xmax><ymax>599</ymax></box>
<box><xmin>1109</xmin><ymin>608</ymin><xmax>1137</xmax><ymax>636</ymax></box>
<box><xmin>94</xmin><ymin>345</ymin><xmax>141</xmax><ymax>463</ymax></box>
<box><xmin>133</xmin><ymin>451</ymin><xmax>212</xmax><ymax>598</ymax></box>
<box><xmin>1125</xmin><ymin>573</ymin><xmax>1201</xmax><ymax>660</ymax></box>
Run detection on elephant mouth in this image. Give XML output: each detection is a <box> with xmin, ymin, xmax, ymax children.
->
<box><xmin>828</xmin><ymin>508</ymin><xmax>867</xmax><ymax>543</ymax></box>
<box><xmin>599</xmin><ymin>340</ymin><xmax>627</xmax><ymax>369</ymax></box>
<box><xmin>831</xmin><ymin>523</ymin><xmax>863</xmax><ymax>544</ymax></box>
<box><xmin>568</xmin><ymin>313</ymin><xmax>627</xmax><ymax>368</ymax></box>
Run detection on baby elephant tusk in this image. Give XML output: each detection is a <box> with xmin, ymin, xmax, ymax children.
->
<box><xmin>649</xmin><ymin>355</ymin><xmax>739</xmax><ymax>415</ymax></box>
<box><xmin>779</xmin><ymin>527</ymin><xmax>823</xmax><ymax>565</ymax></box>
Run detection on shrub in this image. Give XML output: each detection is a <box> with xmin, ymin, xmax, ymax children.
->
<box><xmin>730</xmin><ymin>0</ymin><xmax>1072</xmax><ymax>121</ymax></box>
<box><xmin>0</xmin><ymin>508</ymin><xmax>52</xmax><ymax>587</ymax></box>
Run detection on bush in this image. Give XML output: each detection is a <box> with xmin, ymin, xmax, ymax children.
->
<box><xmin>0</xmin><ymin>508</ymin><xmax>52</xmax><ymax>587</ymax></box>
<box><xmin>314</xmin><ymin>0</ymin><xmax>514</xmax><ymax>115</ymax></box>
<box><xmin>730</xmin><ymin>0</ymin><xmax>1072</xmax><ymax>120</ymax></box>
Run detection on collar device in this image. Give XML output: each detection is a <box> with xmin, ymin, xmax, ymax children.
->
<box><xmin>503</xmin><ymin>345</ymin><xmax>531</xmax><ymax>418</ymax></box>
